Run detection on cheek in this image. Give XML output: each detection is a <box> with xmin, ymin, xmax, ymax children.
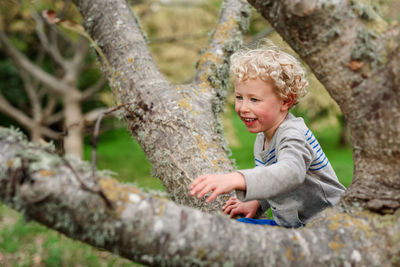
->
<box><xmin>255</xmin><ymin>109</ymin><xmax>272</xmax><ymax>121</ymax></box>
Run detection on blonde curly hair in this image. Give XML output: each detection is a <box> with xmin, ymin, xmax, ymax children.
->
<box><xmin>230</xmin><ymin>46</ymin><xmax>308</xmax><ymax>106</ymax></box>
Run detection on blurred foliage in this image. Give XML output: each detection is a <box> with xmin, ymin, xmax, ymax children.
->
<box><xmin>133</xmin><ymin>0</ymin><xmax>220</xmax><ymax>83</ymax></box>
<box><xmin>0</xmin><ymin>0</ymin><xmax>109</xmax><ymax>138</ymax></box>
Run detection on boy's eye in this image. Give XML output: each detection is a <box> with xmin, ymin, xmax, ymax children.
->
<box><xmin>250</xmin><ymin>98</ymin><xmax>259</xmax><ymax>102</ymax></box>
<box><xmin>235</xmin><ymin>95</ymin><xmax>243</xmax><ymax>100</ymax></box>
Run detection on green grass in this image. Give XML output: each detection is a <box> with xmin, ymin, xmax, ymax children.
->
<box><xmin>83</xmin><ymin>129</ymin><xmax>164</xmax><ymax>190</ymax></box>
<box><xmin>0</xmin><ymin>114</ymin><xmax>353</xmax><ymax>266</ymax></box>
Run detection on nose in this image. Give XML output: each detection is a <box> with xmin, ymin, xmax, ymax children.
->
<box><xmin>237</xmin><ymin>99</ymin><xmax>250</xmax><ymax>114</ymax></box>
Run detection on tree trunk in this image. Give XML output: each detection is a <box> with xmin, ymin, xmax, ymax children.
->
<box><xmin>30</xmin><ymin>124</ymin><xmax>42</xmax><ymax>143</ymax></box>
<box><xmin>248</xmin><ymin>0</ymin><xmax>400</xmax><ymax>213</ymax></box>
<box><xmin>63</xmin><ymin>90</ymin><xmax>84</xmax><ymax>158</ymax></box>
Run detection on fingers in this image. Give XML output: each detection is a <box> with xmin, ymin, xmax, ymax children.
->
<box><xmin>198</xmin><ymin>184</ymin><xmax>215</xmax><ymax>200</ymax></box>
<box><xmin>222</xmin><ymin>197</ymin><xmax>238</xmax><ymax>210</ymax></box>
<box><xmin>205</xmin><ymin>189</ymin><xmax>221</xmax><ymax>203</ymax></box>
<box><xmin>189</xmin><ymin>176</ymin><xmax>208</xmax><ymax>197</ymax></box>
<box><xmin>229</xmin><ymin>207</ymin><xmax>242</xmax><ymax>218</ymax></box>
<box><xmin>223</xmin><ymin>203</ymin><xmax>237</xmax><ymax>214</ymax></box>
<box><xmin>190</xmin><ymin>174</ymin><xmax>231</xmax><ymax>203</ymax></box>
<box><xmin>189</xmin><ymin>175</ymin><xmax>206</xmax><ymax>192</ymax></box>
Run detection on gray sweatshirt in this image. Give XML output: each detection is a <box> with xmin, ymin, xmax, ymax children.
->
<box><xmin>236</xmin><ymin>113</ymin><xmax>346</xmax><ymax>228</ymax></box>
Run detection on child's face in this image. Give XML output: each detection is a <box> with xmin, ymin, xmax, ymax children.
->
<box><xmin>234</xmin><ymin>78</ymin><xmax>290</xmax><ymax>139</ymax></box>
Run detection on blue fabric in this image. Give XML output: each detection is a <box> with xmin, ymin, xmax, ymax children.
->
<box><xmin>237</xmin><ymin>218</ymin><xmax>278</xmax><ymax>226</ymax></box>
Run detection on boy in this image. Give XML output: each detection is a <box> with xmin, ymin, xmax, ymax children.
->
<box><xmin>190</xmin><ymin>46</ymin><xmax>346</xmax><ymax>228</ymax></box>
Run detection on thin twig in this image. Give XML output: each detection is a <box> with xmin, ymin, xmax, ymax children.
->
<box><xmin>90</xmin><ymin>104</ymin><xmax>132</xmax><ymax>180</ymax></box>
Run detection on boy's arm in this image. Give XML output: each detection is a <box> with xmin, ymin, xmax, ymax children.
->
<box><xmin>190</xmin><ymin>172</ymin><xmax>246</xmax><ymax>202</ymax></box>
<box><xmin>237</xmin><ymin>131</ymin><xmax>313</xmax><ymax>201</ymax></box>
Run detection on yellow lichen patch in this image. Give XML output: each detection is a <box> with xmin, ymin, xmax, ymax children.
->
<box><xmin>285</xmin><ymin>247</ymin><xmax>295</xmax><ymax>261</ymax></box>
<box><xmin>349</xmin><ymin>217</ymin><xmax>373</xmax><ymax>237</ymax></box>
<box><xmin>328</xmin><ymin>212</ymin><xmax>342</xmax><ymax>231</ymax></box>
<box><xmin>366</xmin><ymin>17</ymin><xmax>388</xmax><ymax>35</ymax></box>
<box><xmin>197</xmin><ymin>247</ymin><xmax>207</xmax><ymax>259</ymax></box>
<box><xmin>329</xmin><ymin>212</ymin><xmax>354</xmax><ymax>230</ymax></box>
<box><xmin>128</xmin><ymin>57</ymin><xmax>134</xmax><ymax>63</ymax></box>
<box><xmin>211</xmin><ymin>160</ymin><xmax>219</xmax><ymax>171</ymax></box>
<box><xmin>191</xmin><ymin>110</ymin><xmax>201</xmax><ymax>117</ymax></box>
<box><xmin>178</xmin><ymin>98</ymin><xmax>192</xmax><ymax>111</ymax></box>
<box><xmin>214</xmin><ymin>16</ymin><xmax>238</xmax><ymax>43</ymax></box>
<box><xmin>6</xmin><ymin>159</ymin><xmax>15</xmax><ymax>167</ymax></box>
<box><xmin>329</xmin><ymin>236</ymin><xmax>345</xmax><ymax>252</ymax></box>
<box><xmin>199</xmin><ymin>80</ymin><xmax>210</xmax><ymax>93</ymax></box>
<box><xmin>197</xmin><ymin>52</ymin><xmax>222</xmax><ymax>67</ymax></box>
<box><xmin>99</xmin><ymin>178</ymin><xmax>139</xmax><ymax>203</ymax></box>
<box><xmin>39</xmin><ymin>170</ymin><xmax>55</xmax><ymax>177</ymax></box>
<box><xmin>98</xmin><ymin>178</ymin><xmax>143</xmax><ymax>216</ymax></box>
<box><xmin>195</xmin><ymin>135</ymin><xmax>210</xmax><ymax>160</ymax></box>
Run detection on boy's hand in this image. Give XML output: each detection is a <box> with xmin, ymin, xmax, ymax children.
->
<box><xmin>189</xmin><ymin>172</ymin><xmax>245</xmax><ymax>203</ymax></box>
<box><xmin>222</xmin><ymin>197</ymin><xmax>260</xmax><ymax>218</ymax></box>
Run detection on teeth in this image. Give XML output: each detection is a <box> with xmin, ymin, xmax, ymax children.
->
<box><xmin>244</xmin><ymin>118</ymin><xmax>255</xmax><ymax>122</ymax></box>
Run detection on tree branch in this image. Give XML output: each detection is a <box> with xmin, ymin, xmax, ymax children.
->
<box><xmin>44</xmin><ymin>111</ymin><xmax>64</xmax><ymax>125</ymax></box>
<box><xmin>73</xmin><ymin>0</ymin><xmax>168</xmax><ymax>95</ymax></box>
<box><xmin>0</xmin><ymin>128</ymin><xmax>393</xmax><ymax>266</ymax></box>
<box><xmin>0</xmin><ymin>93</ymin><xmax>33</xmax><ymax>129</ymax></box>
<box><xmin>32</xmin><ymin>11</ymin><xmax>65</xmax><ymax>67</ymax></box>
<box><xmin>42</xmin><ymin>93</ymin><xmax>59</xmax><ymax>121</ymax></box>
<box><xmin>194</xmin><ymin>0</ymin><xmax>250</xmax><ymax>88</ymax></box>
<box><xmin>83</xmin><ymin>107</ymin><xmax>113</xmax><ymax>124</ymax></box>
<box><xmin>16</xmin><ymin>65</ymin><xmax>42</xmax><ymax>123</ymax></box>
<box><xmin>69</xmin><ymin>36</ymin><xmax>89</xmax><ymax>74</ymax></box>
<box><xmin>39</xmin><ymin>126</ymin><xmax>62</xmax><ymax>140</ymax></box>
<box><xmin>0</xmin><ymin>30</ymin><xmax>69</xmax><ymax>94</ymax></box>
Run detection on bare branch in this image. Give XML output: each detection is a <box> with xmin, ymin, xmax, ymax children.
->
<box><xmin>194</xmin><ymin>0</ymin><xmax>250</xmax><ymax>87</ymax></box>
<box><xmin>44</xmin><ymin>110</ymin><xmax>64</xmax><ymax>125</ymax></box>
<box><xmin>43</xmin><ymin>94</ymin><xmax>59</xmax><ymax>120</ymax></box>
<box><xmin>70</xmin><ymin>36</ymin><xmax>89</xmax><ymax>72</ymax></box>
<box><xmin>0</xmin><ymin>93</ymin><xmax>61</xmax><ymax>140</ymax></box>
<box><xmin>0</xmin><ymin>93</ymin><xmax>33</xmax><ymax>129</ymax></box>
<box><xmin>16</xmin><ymin>65</ymin><xmax>42</xmax><ymax>122</ymax></box>
<box><xmin>73</xmin><ymin>0</ymin><xmax>168</xmax><ymax>95</ymax></box>
<box><xmin>32</xmin><ymin>11</ymin><xmax>65</xmax><ymax>67</ymax></box>
<box><xmin>39</xmin><ymin>126</ymin><xmax>62</xmax><ymax>140</ymax></box>
<box><xmin>0</xmin><ymin>30</ymin><xmax>69</xmax><ymax>94</ymax></box>
<box><xmin>83</xmin><ymin>107</ymin><xmax>113</xmax><ymax>124</ymax></box>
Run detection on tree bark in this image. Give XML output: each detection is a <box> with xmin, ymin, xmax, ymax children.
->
<box><xmin>248</xmin><ymin>0</ymin><xmax>400</xmax><ymax>213</ymax></box>
<box><xmin>72</xmin><ymin>0</ymin><xmax>251</xmax><ymax>212</ymax></box>
<box><xmin>1</xmin><ymin>128</ymin><xmax>398</xmax><ymax>266</ymax></box>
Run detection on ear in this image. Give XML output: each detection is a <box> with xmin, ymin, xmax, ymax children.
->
<box><xmin>282</xmin><ymin>93</ymin><xmax>295</xmax><ymax>111</ymax></box>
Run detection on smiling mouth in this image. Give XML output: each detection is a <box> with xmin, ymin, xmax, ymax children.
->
<box><xmin>242</xmin><ymin>118</ymin><xmax>256</xmax><ymax>122</ymax></box>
